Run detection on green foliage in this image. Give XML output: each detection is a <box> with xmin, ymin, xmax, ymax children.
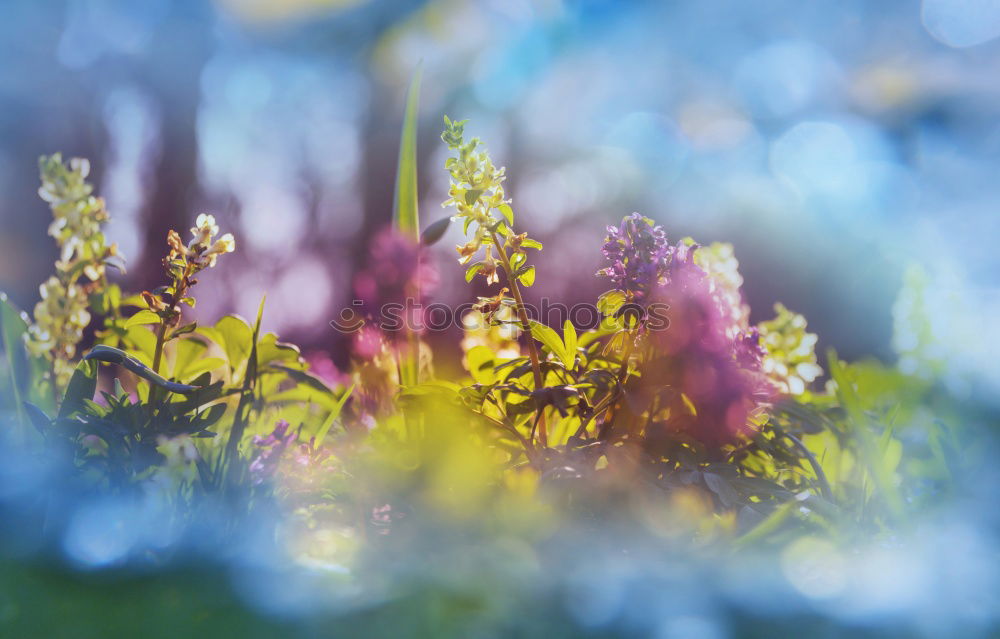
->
<box><xmin>392</xmin><ymin>68</ymin><xmax>424</xmax><ymax>388</ymax></box>
<box><xmin>0</xmin><ymin>115</ymin><xmax>978</xmax><ymax>612</ymax></box>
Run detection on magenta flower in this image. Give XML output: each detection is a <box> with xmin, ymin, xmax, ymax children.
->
<box><xmin>304</xmin><ymin>351</ymin><xmax>347</xmax><ymax>388</ymax></box>
<box><xmin>354</xmin><ymin>228</ymin><xmax>438</xmax><ymax>310</ymax></box>
<box><xmin>645</xmin><ymin>242</ymin><xmax>774</xmax><ymax>447</ymax></box>
<box><xmin>249</xmin><ymin>420</ymin><xmax>296</xmax><ymax>485</ymax></box>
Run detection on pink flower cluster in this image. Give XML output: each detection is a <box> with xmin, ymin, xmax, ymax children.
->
<box><xmin>599</xmin><ymin>215</ymin><xmax>775</xmax><ymax>447</ymax></box>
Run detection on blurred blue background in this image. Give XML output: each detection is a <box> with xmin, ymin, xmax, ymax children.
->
<box><xmin>1</xmin><ymin>0</ymin><xmax>997</xmax><ymax>392</ymax></box>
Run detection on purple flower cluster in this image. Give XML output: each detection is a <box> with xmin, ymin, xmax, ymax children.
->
<box><xmin>249</xmin><ymin>420</ymin><xmax>296</xmax><ymax>485</ymax></box>
<box><xmin>597</xmin><ymin>213</ymin><xmax>671</xmax><ymax>302</ymax></box>
<box><xmin>598</xmin><ymin>214</ymin><xmax>775</xmax><ymax>447</ymax></box>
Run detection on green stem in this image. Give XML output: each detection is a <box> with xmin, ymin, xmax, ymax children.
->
<box><xmin>489</xmin><ymin>229</ymin><xmax>548</xmax><ymax>447</ymax></box>
<box><xmin>598</xmin><ymin>330</ymin><xmax>635</xmax><ymax>441</ymax></box>
<box><xmin>149</xmin><ymin>268</ymin><xmax>189</xmax><ymax>406</ymax></box>
<box><xmin>780</xmin><ymin>429</ymin><xmax>834</xmax><ymax>502</ymax></box>
<box><xmin>151</xmin><ymin>321</ymin><xmax>167</xmax><ymax>375</ymax></box>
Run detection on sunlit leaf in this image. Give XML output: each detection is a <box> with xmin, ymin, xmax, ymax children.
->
<box><xmin>517</xmin><ymin>265</ymin><xmax>536</xmax><ymax>287</ymax></box>
<box><xmin>466</xmin><ymin>262</ymin><xmax>484</xmax><ymax>282</ymax></box>
<box><xmin>528</xmin><ymin>320</ymin><xmax>565</xmax><ymax>364</ymax></box>
<box><xmin>562</xmin><ymin>320</ymin><xmax>577</xmax><ymax>368</ymax></box>
<box><xmin>392</xmin><ymin>65</ymin><xmax>422</xmax><ymax>239</ymax></box>
<box><xmin>392</xmin><ymin>66</ymin><xmax>422</xmax><ymax>388</ymax></box>
<box><xmin>315</xmin><ymin>384</ymin><xmax>355</xmax><ymax>445</ymax></box>
<box><xmin>466</xmin><ymin>345</ymin><xmax>497</xmax><ymax>385</ymax></box>
<box><xmin>498</xmin><ymin>204</ymin><xmax>514</xmax><ymax>226</ymax></box>
<box><xmin>124</xmin><ymin>309</ymin><xmax>160</xmax><ymax>329</ymax></box>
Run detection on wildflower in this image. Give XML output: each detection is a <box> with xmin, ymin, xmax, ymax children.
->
<box><xmin>441</xmin><ymin>116</ymin><xmax>516</xmax><ymax>282</ymax></box>
<box><xmin>25</xmin><ymin>276</ymin><xmax>91</xmax><ymax>363</ymax></box>
<box><xmin>249</xmin><ymin>420</ymin><xmax>296</xmax><ymax>485</ymax></box>
<box><xmin>597</xmin><ymin>213</ymin><xmax>775</xmax><ymax>447</ymax></box>
<box><xmin>461</xmin><ymin>307</ymin><xmax>521</xmax><ymax>360</ymax></box>
<box><xmin>26</xmin><ymin>154</ymin><xmax>120</xmax><ymax>389</ymax></box>
<box><xmin>166</xmin><ymin>229</ymin><xmax>187</xmax><ymax>260</ymax></box>
<box><xmin>202</xmin><ymin>232</ymin><xmax>236</xmax><ymax>267</ymax></box>
<box><xmin>353</xmin><ymin>325</ymin><xmax>385</xmax><ymax>360</ymax></box>
<box><xmin>480</xmin><ymin>249</ymin><xmax>500</xmax><ymax>286</ymax></box>
<box><xmin>139</xmin><ymin>213</ymin><xmax>236</xmax><ymax>375</ymax></box>
<box><xmin>506</xmin><ymin>232</ymin><xmax>527</xmax><ymax>254</ymax></box>
<box><xmin>597</xmin><ymin>213</ymin><xmax>671</xmax><ymax>303</ymax></box>
<box><xmin>175</xmin><ymin>214</ymin><xmax>235</xmax><ymax>270</ymax></box>
<box><xmin>353</xmin><ymin>228</ymin><xmax>438</xmax><ymax>335</ymax></box>
<box><xmin>472</xmin><ymin>288</ymin><xmax>512</xmax><ymax>325</ymax></box>
<box><xmin>189</xmin><ymin>213</ymin><xmax>219</xmax><ymax>249</ymax></box>
<box><xmin>305</xmin><ymin>351</ymin><xmax>347</xmax><ymax>388</ymax></box>
<box><xmin>757</xmin><ymin>303</ymin><xmax>822</xmax><ymax>395</ymax></box>
<box><xmin>456</xmin><ymin>240</ymin><xmax>481</xmax><ymax>264</ymax></box>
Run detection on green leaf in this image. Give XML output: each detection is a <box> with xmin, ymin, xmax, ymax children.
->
<box><xmin>827</xmin><ymin>349</ymin><xmax>904</xmax><ymax>520</ymax></box>
<box><xmin>172</xmin><ymin>338</ymin><xmax>206</xmax><ymax>379</ymax></box>
<box><xmin>421</xmin><ymin>217</ymin><xmax>451</xmax><ymax>246</ymax></box>
<box><xmin>465</xmin><ymin>262</ymin><xmax>485</xmax><ymax>282</ymax></box>
<box><xmin>466</xmin><ymin>345</ymin><xmax>497</xmax><ymax>385</ymax></box>
<box><xmin>521</xmin><ymin>238</ymin><xmax>543</xmax><ymax>250</ymax></box>
<box><xmin>167</xmin><ymin>322</ymin><xmax>197</xmax><ymax>341</ymax></box>
<box><xmin>392</xmin><ymin>67</ymin><xmax>422</xmax><ymax>389</ymax></box>
<box><xmin>528</xmin><ymin>320</ymin><xmax>565</xmax><ymax>364</ymax></box>
<box><xmin>703</xmin><ymin>472</ymin><xmax>740</xmax><ymax>508</ymax></box>
<box><xmin>315</xmin><ymin>384</ymin><xmax>355</xmax><ymax>445</ymax></box>
<box><xmin>124</xmin><ymin>309</ymin><xmax>160</xmax><ymax>329</ymax></box>
<box><xmin>464</xmin><ymin>189</ymin><xmax>483</xmax><ymax>206</ymax></box>
<box><xmin>257</xmin><ymin>334</ymin><xmax>303</xmax><ymax>368</ymax></box>
<box><xmin>0</xmin><ymin>293</ymin><xmax>30</xmax><ymax>431</ymax></box>
<box><xmin>22</xmin><ymin>401</ymin><xmax>52</xmax><ymax>434</ymax></box>
<box><xmin>269</xmin><ymin>364</ymin><xmax>335</xmax><ymax>396</ymax></box>
<box><xmin>509</xmin><ymin>253</ymin><xmax>524</xmax><ymax>274</ymax></box>
<box><xmin>498</xmin><ymin>204</ymin><xmax>514</xmax><ymax>226</ymax></box>
<box><xmin>210</xmin><ymin>315</ymin><xmax>253</xmax><ymax>373</ymax></box>
<box><xmin>58</xmin><ymin>359</ymin><xmax>98</xmax><ymax>419</ymax></box>
<box><xmin>181</xmin><ymin>357</ymin><xmax>225</xmax><ymax>381</ymax></box>
<box><xmin>392</xmin><ymin>66</ymin><xmax>422</xmax><ymax>240</ymax></box>
<box><xmin>562</xmin><ymin>320</ymin><xmax>578</xmax><ymax>368</ymax></box>
<box><xmin>517</xmin><ymin>265</ymin><xmax>536</xmax><ymax>287</ymax></box>
<box><xmin>83</xmin><ymin>345</ymin><xmax>199</xmax><ymax>394</ymax></box>
<box><xmin>597</xmin><ymin>290</ymin><xmax>626</xmax><ymax>318</ymax></box>
<box><xmin>123</xmin><ymin>325</ymin><xmax>157</xmax><ymax>366</ymax></box>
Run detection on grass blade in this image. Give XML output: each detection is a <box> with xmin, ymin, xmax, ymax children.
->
<box><xmin>392</xmin><ymin>66</ymin><xmax>422</xmax><ymax>238</ymax></box>
<box><xmin>393</xmin><ymin>67</ymin><xmax>423</xmax><ymax>386</ymax></box>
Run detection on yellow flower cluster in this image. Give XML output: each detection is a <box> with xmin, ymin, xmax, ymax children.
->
<box><xmin>26</xmin><ymin>155</ymin><xmax>120</xmax><ymax>387</ymax></box>
<box><xmin>441</xmin><ymin>116</ymin><xmax>509</xmax><ymax>275</ymax></box>
<box><xmin>758</xmin><ymin>303</ymin><xmax>823</xmax><ymax>395</ymax></box>
<box><xmin>694</xmin><ymin>241</ymin><xmax>751</xmax><ymax>342</ymax></box>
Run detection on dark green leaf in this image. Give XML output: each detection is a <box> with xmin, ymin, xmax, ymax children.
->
<box><xmin>83</xmin><ymin>345</ymin><xmax>199</xmax><ymax>394</ymax></box>
<box><xmin>421</xmin><ymin>217</ymin><xmax>451</xmax><ymax>246</ymax></box>
<box><xmin>22</xmin><ymin>401</ymin><xmax>51</xmax><ymax>434</ymax></box>
<box><xmin>58</xmin><ymin>359</ymin><xmax>98</xmax><ymax>419</ymax></box>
